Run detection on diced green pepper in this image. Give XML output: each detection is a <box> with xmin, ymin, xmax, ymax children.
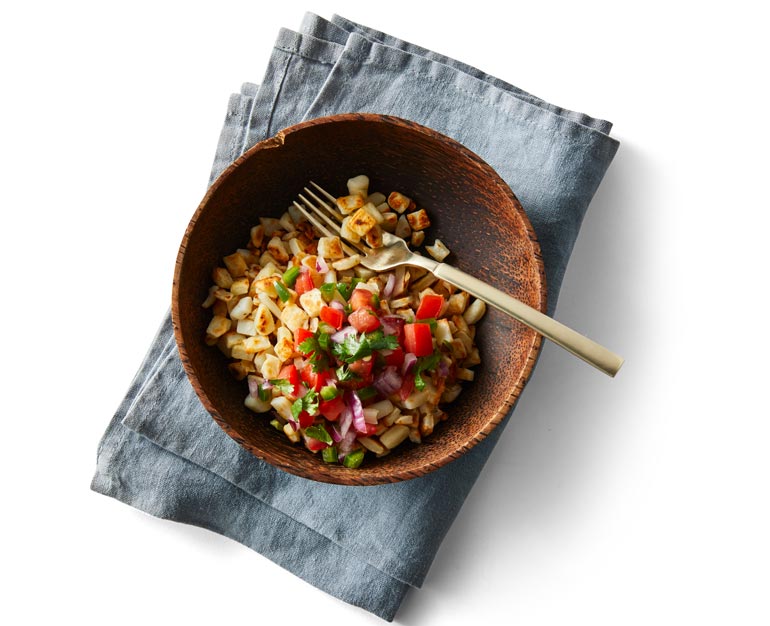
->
<box><xmin>342</xmin><ymin>449</ymin><xmax>365</xmax><ymax>468</ymax></box>
<box><xmin>320</xmin><ymin>385</ymin><xmax>339</xmax><ymax>401</ymax></box>
<box><xmin>320</xmin><ymin>283</ymin><xmax>336</xmax><ymax>300</ymax></box>
<box><xmin>274</xmin><ymin>280</ymin><xmax>290</xmax><ymax>302</ymax></box>
<box><xmin>282</xmin><ymin>266</ymin><xmax>300</xmax><ymax>288</ymax></box>
<box><xmin>322</xmin><ymin>446</ymin><xmax>339</xmax><ymax>464</ymax></box>
<box><xmin>357</xmin><ymin>386</ymin><xmax>377</xmax><ymax>401</ymax></box>
<box><xmin>269</xmin><ymin>419</ymin><xmax>283</xmax><ymax>431</ymax></box>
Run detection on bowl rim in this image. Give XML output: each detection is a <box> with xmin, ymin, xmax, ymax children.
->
<box><xmin>172</xmin><ymin>113</ymin><xmax>547</xmax><ymax>485</ymax></box>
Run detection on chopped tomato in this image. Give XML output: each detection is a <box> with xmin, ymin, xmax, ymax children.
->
<box><xmin>364</xmin><ymin>422</ymin><xmax>378</xmax><ymax>436</ymax></box>
<box><xmin>383</xmin><ymin>346</ymin><xmax>405</xmax><ymax>368</ymax></box>
<box><xmin>403</xmin><ymin>323</ymin><xmax>433</xmax><ymax>357</ymax></box>
<box><xmin>301</xmin><ymin>363</ymin><xmax>329</xmax><ymax>392</ymax></box>
<box><xmin>415</xmin><ymin>294</ymin><xmax>445</xmax><ymax>320</ymax></box>
<box><xmin>319</xmin><ymin>395</ymin><xmax>345</xmax><ymax>421</ymax></box>
<box><xmin>348</xmin><ymin>357</ymin><xmax>374</xmax><ymax>379</ymax></box>
<box><xmin>294</xmin><ymin>269</ymin><xmax>315</xmax><ymax>296</ymax></box>
<box><xmin>319</xmin><ymin>305</ymin><xmax>344</xmax><ymax>330</ymax></box>
<box><xmin>295</xmin><ymin>328</ymin><xmax>314</xmax><ymax>352</ymax></box>
<box><xmin>348</xmin><ymin>306</ymin><xmax>381</xmax><ymax>332</ymax></box>
<box><xmin>298</xmin><ymin>410</ymin><xmax>314</xmax><ymax>429</ymax></box>
<box><xmin>277</xmin><ymin>364</ymin><xmax>301</xmax><ymax>396</ymax></box>
<box><xmin>349</xmin><ymin>287</ymin><xmax>375</xmax><ymax>311</ymax></box>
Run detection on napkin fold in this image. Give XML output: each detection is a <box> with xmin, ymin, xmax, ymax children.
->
<box><xmin>91</xmin><ymin>13</ymin><xmax>619</xmax><ymax>621</ymax></box>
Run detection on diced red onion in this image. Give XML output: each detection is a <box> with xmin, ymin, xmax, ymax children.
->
<box><xmin>247</xmin><ymin>376</ymin><xmax>262</xmax><ymax>398</ymax></box>
<box><xmin>338</xmin><ymin>407</ymin><xmax>353</xmax><ymax>438</ymax></box>
<box><xmin>374</xmin><ymin>365</ymin><xmax>402</xmax><ymax>396</ymax></box>
<box><xmin>402</xmin><ymin>352</ymin><xmax>418</xmax><ymax>376</ymax></box>
<box><xmin>337</xmin><ymin>429</ymin><xmax>357</xmax><ymax>459</ymax></box>
<box><xmin>330</xmin><ymin>425</ymin><xmax>343</xmax><ymax>443</ymax></box>
<box><xmin>438</xmin><ymin>359</ymin><xmax>450</xmax><ymax>378</ymax></box>
<box><xmin>383</xmin><ymin>273</ymin><xmax>396</xmax><ymax>298</ymax></box>
<box><xmin>347</xmin><ymin>390</ymin><xmax>367</xmax><ymax>434</ymax></box>
<box><xmin>381</xmin><ymin>315</ymin><xmax>405</xmax><ymax>337</ymax></box>
<box><xmin>331</xmin><ymin>325</ymin><xmax>357</xmax><ymax>343</ymax></box>
<box><xmin>316</xmin><ymin>257</ymin><xmax>329</xmax><ymax>273</ymax></box>
<box><xmin>330</xmin><ymin>300</ymin><xmax>345</xmax><ymax>312</ymax></box>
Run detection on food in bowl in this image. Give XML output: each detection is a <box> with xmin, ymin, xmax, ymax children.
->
<box><xmin>202</xmin><ymin>175</ymin><xmax>486</xmax><ymax>467</ymax></box>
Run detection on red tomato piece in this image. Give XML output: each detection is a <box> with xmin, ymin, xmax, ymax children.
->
<box><xmin>319</xmin><ymin>395</ymin><xmax>345</xmax><ymax>421</ymax></box>
<box><xmin>403</xmin><ymin>323</ymin><xmax>433</xmax><ymax>357</ymax></box>
<box><xmin>348</xmin><ymin>306</ymin><xmax>381</xmax><ymax>332</ymax></box>
<box><xmin>349</xmin><ymin>287</ymin><xmax>375</xmax><ymax>311</ymax></box>
<box><xmin>301</xmin><ymin>364</ymin><xmax>329</xmax><ymax>392</ymax></box>
<box><xmin>348</xmin><ymin>357</ymin><xmax>374</xmax><ymax>379</ymax></box>
<box><xmin>383</xmin><ymin>346</ymin><xmax>405</xmax><ymax>368</ymax></box>
<box><xmin>415</xmin><ymin>294</ymin><xmax>445</xmax><ymax>320</ymax></box>
<box><xmin>319</xmin><ymin>305</ymin><xmax>344</xmax><ymax>330</ymax></box>
<box><xmin>364</xmin><ymin>423</ymin><xmax>378</xmax><ymax>436</ymax></box>
<box><xmin>295</xmin><ymin>328</ymin><xmax>314</xmax><ymax>352</ymax></box>
<box><xmin>277</xmin><ymin>364</ymin><xmax>301</xmax><ymax>396</ymax></box>
<box><xmin>294</xmin><ymin>270</ymin><xmax>315</xmax><ymax>296</ymax></box>
<box><xmin>304</xmin><ymin>434</ymin><xmax>328</xmax><ymax>451</ymax></box>
<box><xmin>298</xmin><ymin>410</ymin><xmax>314</xmax><ymax>429</ymax></box>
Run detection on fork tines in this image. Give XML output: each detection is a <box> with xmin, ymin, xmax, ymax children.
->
<box><xmin>293</xmin><ymin>182</ymin><xmax>367</xmax><ymax>256</ymax></box>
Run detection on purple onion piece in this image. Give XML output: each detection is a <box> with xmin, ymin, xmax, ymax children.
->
<box><xmin>383</xmin><ymin>273</ymin><xmax>396</xmax><ymax>298</ymax></box>
<box><xmin>402</xmin><ymin>352</ymin><xmax>418</xmax><ymax>376</ymax></box>
<box><xmin>331</xmin><ymin>325</ymin><xmax>357</xmax><ymax>343</ymax></box>
<box><xmin>374</xmin><ymin>365</ymin><xmax>402</xmax><ymax>396</ymax></box>
<box><xmin>347</xmin><ymin>390</ymin><xmax>367</xmax><ymax>434</ymax></box>
<box><xmin>316</xmin><ymin>257</ymin><xmax>329</xmax><ymax>273</ymax></box>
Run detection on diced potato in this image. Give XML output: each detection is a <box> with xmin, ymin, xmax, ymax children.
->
<box><xmin>455</xmin><ymin>330</ymin><xmax>473</xmax><ymax>355</ymax></box>
<box><xmin>380</xmin><ymin>424</ymin><xmax>410</xmax><ymax>449</ymax></box>
<box><xmin>395</xmin><ymin>215</ymin><xmax>411</xmax><ymax>239</ymax></box>
<box><xmin>411</xmin><ymin>272</ymin><xmax>438</xmax><ymax>292</ymax></box>
<box><xmin>446</xmin><ymin>291</ymin><xmax>469</xmax><ymax>315</ymax></box>
<box><xmin>229</xmin><ymin>296</ymin><xmax>253</xmax><ymax>320</ymax></box>
<box><xmin>340</xmin><ymin>216</ymin><xmax>361</xmax><ymax>242</ymax></box>
<box><xmin>464</xmin><ymin>347</ymin><xmax>481</xmax><ymax>367</ymax></box>
<box><xmin>353</xmin><ymin>265</ymin><xmax>375</xmax><ymax>279</ymax></box>
<box><xmin>369</xmin><ymin>399</ymin><xmax>394</xmax><ymax>418</ymax></box>
<box><xmin>410</xmin><ymin>230</ymin><xmax>425</xmax><ymax>247</ymax></box>
<box><xmin>336</xmin><ymin>194</ymin><xmax>365</xmax><ymax>215</ymax></box>
<box><xmin>455</xmin><ymin>367</ymin><xmax>475</xmax><ymax>381</ymax></box>
<box><xmin>317</xmin><ymin>236</ymin><xmax>344</xmax><ymax>260</ymax></box>
<box><xmin>228</xmin><ymin>361</ymin><xmax>252</xmax><ymax>380</ymax></box>
<box><xmin>288</xmin><ymin>238</ymin><xmax>305</xmax><ymax>256</ymax></box>
<box><xmin>283</xmin><ymin>422</ymin><xmax>301</xmax><ymax>443</ymax></box>
<box><xmin>279</xmin><ymin>212</ymin><xmax>294</xmax><ymax>232</ymax></box>
<box><xmin>347</xmin><ymin>174</ymin><xmax>369</xmax><ymax>197</ymax></box>
<box><xmin>426</xmin><ymin>238</ymin><xmax>450</xmax><ymax>261</ymax></box>
<box><xmin>236</xmin><ymin>318</ymin><xmax>257</xmax><ymax>336</ymax></box>
<box><xmin>364</xmin><ymin>225</ymin><xmax>383</xmax><ymax>248</ymax></box>
<box><xmin>206</xmin><ymin>315</ymin><xmax>231</xmax><ymax>338</ymax></box>
<box><xmin>279</xmin><ymin>303</ymin><xmax>309</xmax><ymax>333</ymax></box>
<box><xmin>243</xmin><ymin>335</ymin><xmax>271</xmax><ymax>354</ymax></box>
<box><xmin>201</xmin><ymin>285</ymin><xmax>218</xmax><ymax>308</ymax></box>
<box><xmin>257</xmin><ymin>292</ymin><xmax>283</xmax><ymax>319</ymax></box>
<box><xmin>274</xmin><ymin>327</ymin><xmax>294</xmax><ymax>362</ymax></box>
<box><xmin>358</xmin><ymin>437</ymin><xmax>386</xmax><ymax>455</ymax></box>
<box><xmin>441</xmin><ymin>383</ymin><xmax>462</xmax><ymax>403</ymax></box>
<box><xmin>212</xmin><ymin>300</ymin><xmax>228</xmax><ymax>317</ymax></box>
<box><xmin>230</xmin><ymin>277</ymin><xmax>249</xmax><ymax>296</ymax></box>
<box><xmin>332</xmin><ymin>254</ymin><xmax>361</xmax><ymax>271</ymax></box>
<box><xmin>254</xmin><ymin>303</ymin><xmax>276</xmax><ymax>336</ymax></box>
<box><xmin>244</xmin><ymin>393</ymin><xmax>272</xmax><ymax>413</ymax></box>
<box><xmin>463</xmin><ymin>299</ymin><xmax>487</xmax><ymax>324</ymax></box>
<box><xmin>231</xmin><ymin>344</ymin><xmax>252</xmax><ymax>361</ymax></box>
<box><xmin>223</xmin><ymin>252</ymin><xmax>248</xmax><ymax>278</ymax></box>
<box><xmin>408</xmin><ymin>428</ymin><xmax>422</xmax><ymax>444</ymax></box>
<box><xmin>256</xmin><ymin>262</ymin><xmax>279</xmax><ymax>280</ymax></box>
<box><xmin>406</xmin><ymin>209</ymin><xmax>431</xmax><ymax>231</ymax></box>
<box><xmin>271</xmin><ymin>395</ymin><xmax>294</xmax><ymax>421</ymax></box>
<box><xmin>299</xmin><ymin>288</ymin><xmax>325</xmax><ymax>317</ymax></box>
<box><xmin>267</xmin><ymin>236</ymin><xmax>290</xmax><ymax>264</ymax></box>
<box><xmin>259</xmin><ymin>251</ymin><xmax>281</xmax><ymax>270</ymax></box>
<box><xmin>212</xmin><ymin>267</ymin><xmax>234</xmax><ymax>289</ymax></box>
<box><xmin>387</xmin><ymin>191</ymin><xmax>411</xmax><ymax>214</ymax></box>
<box><xmin>449</xmin><ymin>339</ymin><xmax>468</xmax><ymax>360</ymax></box>
<box><xmin>434</xmin><ymin>319</ymin><xmax>453</xmax><ymax>346</ymax></box>
<box><xmin>395</xmin><ymin>413</ymin><xmax>415</xmax><ymax>426</ymax></box>
<box><xmin>250</xmin><ymin>276</ymin><xmax>279</xmax><ymax>298</ymax></box>
<box><xmin>287</xmin><ymin>203</ymin><xmax>305</xmax><ymax>226</ymax></box>
<box><xmin>259</xmin><ymin>217</ymin><xmax>282</xmax><ymax>236</ymax></box>
<box><xmin>419</xmin><ymin>413</ymin><xmax>435</xmax><ymax>437</ymax></box>
<box><xmin>380</xmin><ymin>210</ymin><xmax>398</xmax><ymax>233</ymax></box>
<box><xmin>403</xmin><ymin>387</ymin><xmax>433</xmax><ymax>410</ymax></box>
<box><xmin>219</xmin><ymin>332</ymin><xmax>246</xmax><ymax>351</ymax></box>
<box><xmin>361</xmin><ymin>202</ymin><xmax>384</xmax><ymax>224</ymax></box>
<box><xmin>261</xmin><ymin>354</ymin><xmax>282</xmax><ymax>380</ymax></box>
<box><xmin>367</xmin><ymin>192</ymin><xmax>386</xmax><ymax>206</ymax></box>
<box><xmin>250</xmin><ymin>225</ymin><xmax>265</xmax><ymax>249</ymax></box>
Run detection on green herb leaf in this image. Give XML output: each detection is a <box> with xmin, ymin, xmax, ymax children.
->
<box><xmin>305</xmin><ymin>424</ymin><xmax>333</xmax><ymax>445</ymax></box>
<box><xmin>331</xmin><ymin>330</ymin><xmax>398</xmax><ymax>364</ymax></box>
<box><xmin>291</xmin><ymin>389</ymin><xmax>319</xmax><ymax>420</ymax></box>
<box><xmin>335</xmin><ymin>365</ymin><xmax>359</xmax><ymax>382</ymax></box>
<box><xmin>298</xmin><ymin>336</ymin><xmax>319</xmax><ymax>355</ymax></box>
<box><xmin>413</xmin><ymin>352</ymin><xmax>441</xmax><ymax>391</ymax></box>
<box><xmin>357</xmin><ymin>386</ymin><xmax>378</xmax><ymax>401</ymax></box>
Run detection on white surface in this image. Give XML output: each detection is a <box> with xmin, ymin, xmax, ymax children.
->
<box><xmin>2</xmin><ymin>1</ymin><xmax>768</xmax><ymax>624</ymax></box>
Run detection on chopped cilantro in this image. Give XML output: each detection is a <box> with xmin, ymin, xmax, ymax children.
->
<box><xmin>332</xmin><ymin>330</ymin><xmax>399</xmax><ymax>364</ymax></box>
<box><xmin>305</xmin><ymin>424</ymin><xmax>332</xmax><ymax>445</ymax></box>
<box><xmin>413</xmin><ymin>352</ymin><xmax>441</xmax><ymax>391</ymax></box>
<box><xmin>269</xmin><ymin>378</ymin><xmax>294</xmax><ymax>395</ymax></box>
<box><xmin>291</xmin><ymin>389</ymin><xmax>319</xmax><ymax>420</ymax></box>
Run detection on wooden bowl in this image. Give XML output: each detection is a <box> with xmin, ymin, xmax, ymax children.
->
<box><xmin>172</xmin><ymin>114</ymin><xmax>546</xmax><ymax>485</ymax></box>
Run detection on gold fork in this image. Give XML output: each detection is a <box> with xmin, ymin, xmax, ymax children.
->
<box><xmin>293</xmin><ymin>182</ymin><xmax>624</xmax><ymax>377</ymax></box>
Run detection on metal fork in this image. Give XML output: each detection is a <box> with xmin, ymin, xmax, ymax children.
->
<box><xmin>293</xmin><ymin>182</ymin><xmax>624</xmax><ymax>377</ymax></box>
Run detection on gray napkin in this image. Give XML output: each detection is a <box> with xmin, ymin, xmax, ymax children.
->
<box><xmin>91</xmin><ymin>13</ymin><xmax>618</xmax><ymax>621</ymax></box>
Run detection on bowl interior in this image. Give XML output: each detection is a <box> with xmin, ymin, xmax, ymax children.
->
<box><xmin>173</xmin><ymin>114</ymin><xmax>545</xmax><ymax>485</ymax></box>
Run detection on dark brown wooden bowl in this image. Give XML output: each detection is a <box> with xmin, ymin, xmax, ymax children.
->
<box><xmin>172</xmin><ymin>114</ymin><xmax>546</xmax><ymax>485</ymax></box>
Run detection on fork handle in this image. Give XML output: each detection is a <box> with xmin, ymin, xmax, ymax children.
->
<box><xmin>428</xmin><ymin>262</ymin><xmax>624</xmax><ymax>377</ymax></box>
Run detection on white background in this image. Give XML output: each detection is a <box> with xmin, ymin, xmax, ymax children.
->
<box><xmin>2</xmin><ymin>1</ymin><xmax>768</xmax><ymax>624</ymax></box>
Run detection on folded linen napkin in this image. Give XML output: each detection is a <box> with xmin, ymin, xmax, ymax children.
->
<box><xmin>91</xmin><ymin>13</ymin><xmax>618</xmax><ymax>621</ymax></box>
